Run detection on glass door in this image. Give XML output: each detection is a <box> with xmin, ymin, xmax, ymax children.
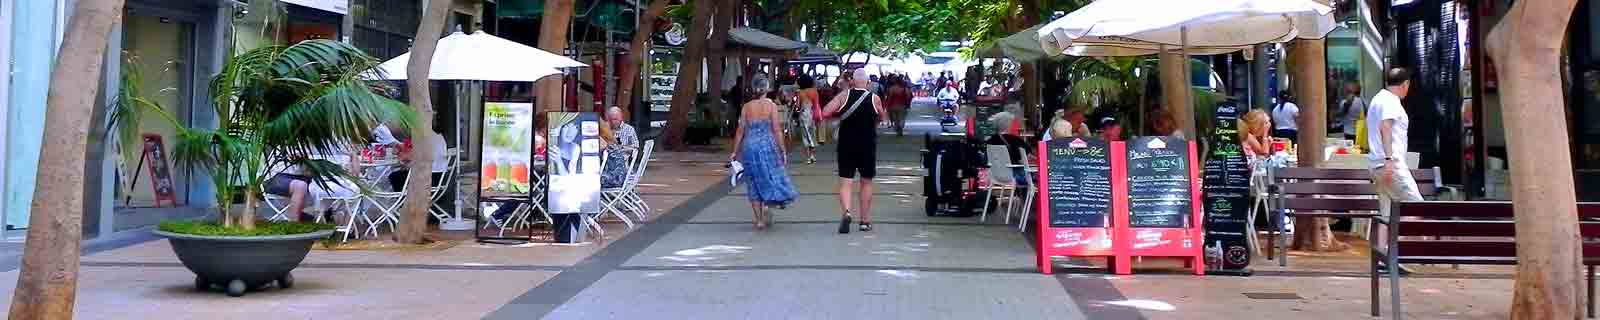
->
<box><xmin>115</xmin><ymin>14</ymin><xmax>195</xmax><ymax>209</ymax></box>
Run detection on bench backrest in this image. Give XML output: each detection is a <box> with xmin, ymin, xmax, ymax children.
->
<box><xmin>1390</xmin><ymin>201</ymin><xmax>1600</xmax><ymax>260</ymax></box>
<box><xmin>1270</xmin><ymin>167</ymin><xmax>1442</xmax><ymax>213</ymax></box>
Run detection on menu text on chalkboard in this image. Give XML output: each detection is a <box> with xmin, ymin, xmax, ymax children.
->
<box><xmin>1126</xmin><ymin>136</ymin><xmax>1192</xmax><ymax>228</ymax></box>
<box><xmin>1045</xmin><ymin>138</ymin><xmax>1113</xmax><ymax>227</ymax></box>
<box><xmin>1203</xmin><ymin>102</ymin><xmax>1254</xmax><ymax>272</ymax></box>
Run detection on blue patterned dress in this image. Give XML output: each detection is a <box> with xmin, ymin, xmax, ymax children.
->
<box><xmin>739</xmin><ymin>119</ymin><xmax>798</xmax><ymax>206</ymax></box>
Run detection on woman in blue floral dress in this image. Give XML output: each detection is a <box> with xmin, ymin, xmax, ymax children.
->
<box><xmin>730</xmin><ymin>75</ymin><xmax>799</xmax><ymax>230</ymax></box>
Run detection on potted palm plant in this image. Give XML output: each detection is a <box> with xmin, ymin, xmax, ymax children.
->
<box><xmin>133</xmin><ymin>39</ymin><xmax>412</xmax><ymax>297</ymax></box>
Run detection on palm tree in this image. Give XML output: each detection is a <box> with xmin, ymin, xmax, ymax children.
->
<box><xmin>9</xmin><ymin>0</ymin><xmax>127</xmax><ymax>317</ymax></box>
<box><xmin>145</xmin><ymin>40</ymin><xmax>412</xmax><ymax>230</ymax></box>
<box><xmin>1060</xmin><ymin>56</ymin><xmax>1223</xmax><ymax>137</ymax></box>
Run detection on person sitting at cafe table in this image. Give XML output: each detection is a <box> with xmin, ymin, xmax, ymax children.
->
<box><xmin>603</xmin><ymin>106</ymin><xmax>638</xmax><ymax>189</ymax></box>
<box><xmin>987</xmin><ymin>107</ymin><xmax>1030</xmax><ymax>187</ymax></box>
<box><xmin>267</xmin><ymin>148</ymin><xmax>362</xmax><ymax>223</ymax></box>
<box><xmin>387</xmin><ymin>128</ymin><xmax>450</xmax><ymax>191</ymax></box>
<box><xmin>1098</xmin><ymin>117</ymin><xmax>1124</xmax><ymax>142</ymax></box>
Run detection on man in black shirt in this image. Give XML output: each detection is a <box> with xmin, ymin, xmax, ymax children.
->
<box><xmin>822</xmin><ymin>69</ymin><xmax>888</xmax><ymax>233</ymax></box>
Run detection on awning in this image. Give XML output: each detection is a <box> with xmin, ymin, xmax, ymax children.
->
<box><xmin>727</xmin><ymin>27</ymin><xmax>808</xmax><ymax>51</ymax></box>
<box><xmin>788</xmin><ymin>45</ymin><xmax>840</xmax><ymax>65</ymax></box>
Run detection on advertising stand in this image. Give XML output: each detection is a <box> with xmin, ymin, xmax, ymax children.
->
<box><xmin>1036</xmin><ymin>136</ymin><xmax>1205</xmax><ymax>275</ymax></box>
<box><xmin>475</xmin><ymin>102</ymin><xmax>538</xmax><ymax>243</ymax></box>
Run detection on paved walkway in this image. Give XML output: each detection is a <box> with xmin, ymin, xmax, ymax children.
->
<box><xmin>0</xmin><ymin>101</ymin><xmax>1518</xmax><ymax>319</ymax></box>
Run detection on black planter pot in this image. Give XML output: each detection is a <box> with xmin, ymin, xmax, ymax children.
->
<box><xmin>154</xmin><ymin>229</ymin><xmax>333</xmax><ymax>297</ymax></box>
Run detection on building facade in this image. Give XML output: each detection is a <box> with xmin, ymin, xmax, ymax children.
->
<box><xmin>0</xmin><ymin>0</ymin><xmax>476</xmax><ymax>241</ymax></box>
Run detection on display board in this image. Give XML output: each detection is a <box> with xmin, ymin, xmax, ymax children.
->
<box><xmin>1202</xmin><ymin>102</ymin><xmax>1254</xmax><ymax>274</ymax></box>
<box><xmin>546</xmin><ymin>112</ymin><xmax>603</xmax><ymax>214</ymax></box>
<box><xmin>649</xmin><ymin>75</ymin><xmax>675</xmax><ymax>112</ymax></box>
<box><xmin>1125</xmin><ymin>136</ymin><xmax>1193</xmax><ymax>228</ymax></box>
<box><xmin>1046</xmin><ymin>138</ymin><xmax>1112</xmax><ymax>228</ymax></box>
<box><xmin>1036</xmin><ymin>137</ymin><xmax>1204</xmax><ymax>275</ymax></box>
<box><xmin>481</xmin><ymin>102</ymin><xmax>535</xmax><ymax>196</ymax></box>
<box><xmin>140</xmin><ymin>134</ymin><xmax>177</xmax><ymax>207</ymax></box>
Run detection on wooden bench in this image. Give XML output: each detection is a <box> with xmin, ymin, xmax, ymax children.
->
<box><xmin>1372</xmin><ymin>201</ymin><xmax>1600</xmax><ymax>319</ymax></box>
<box><xmin>1267</xmin><ymin>167</ymin><xmax>1444</xmax><ymax>266</ymax></box>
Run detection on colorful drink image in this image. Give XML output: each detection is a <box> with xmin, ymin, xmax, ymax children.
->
<box><xmin>481</xmin><ymin>102</ymin><xmax>534</xmax><ymax>194</ymax></box>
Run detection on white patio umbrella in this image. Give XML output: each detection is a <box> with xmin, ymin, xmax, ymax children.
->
<box><xmin>372</xmin><ymin>31</ymin><xmax>586</xmax><ymax>82</ymax></box>
<box><xmin>1035</xmin><ymin>0</ymin><xmax>1335</xmax><ymax>137</ymax></box>
<box><xmin>1035</xmin><ymin>0</ymin><xmax>1336</xmax><ymax>54</ymax></box>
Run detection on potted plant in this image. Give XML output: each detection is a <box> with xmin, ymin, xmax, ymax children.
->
<box><xmin>130</xmin><ymin>39</ymin><xmax>412</xmax><ymax>297</ymax></box>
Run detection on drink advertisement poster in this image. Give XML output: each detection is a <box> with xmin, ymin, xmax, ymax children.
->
<box><xmin>481</xmin><ymin>102</ymin><xmax>535</xmax><ymax>197</ymax></box>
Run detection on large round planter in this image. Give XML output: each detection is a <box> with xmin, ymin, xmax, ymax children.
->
<box><xmin>154</xmin><ymin>229</ymin><xmax>334</xmax><ymax>297</ymax></box>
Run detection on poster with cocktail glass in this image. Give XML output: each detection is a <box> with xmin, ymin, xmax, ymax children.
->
<box><xmin>480</xmin><ymin>102</ymin><xmax>534</xmax><ymax>196</ymax></box>
<box><xmin>547</xmin><ymin>112</ymin><xmax>602</xmax><ymax>214</ymax></box>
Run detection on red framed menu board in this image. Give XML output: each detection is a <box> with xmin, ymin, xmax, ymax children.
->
<box><xmin>1036</xmin><ymin>136</ymin><xmax>1204</xmax><ymax>275</ymax></box>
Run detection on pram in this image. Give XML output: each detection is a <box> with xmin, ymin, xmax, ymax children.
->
<box><xmin>921</xmin><ymin>132</ymin><xmax>985</xmax><ymax>217</ymax></box>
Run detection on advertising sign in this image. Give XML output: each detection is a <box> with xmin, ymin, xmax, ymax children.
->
<box><xmin>547</xmin><ymin>112</ymin><xmax>603</xmax><ymax>214</ymax></box>
<box><xmin>480</xmin><ymin>102</ymin><xmax>535</xmax><ymax>196</ymax></box>
<box><xmin>282</xmin><ymin>0</ymin><xmax>349</xmax><ymax>14</ymax></box>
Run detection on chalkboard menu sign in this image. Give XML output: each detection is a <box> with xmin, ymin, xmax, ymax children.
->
<box><xmin>1202</xmin><ymin>102</ymin><xmax>1253</xmax><ymax>272</ymax></box>
<box><xmin>1126</xmin><ymin>136</ymin><xmax>1192</xmax><ymax>228</ymax></box>
<box><xmin>973</xmin><ymin>103</ymin><xmax>1000</xmax><ymax>138</ymax></box>
<box><xmin>1045</xmin><ymin>138</ymin><xmax>1113</xmax><ymax>227</ymax></box>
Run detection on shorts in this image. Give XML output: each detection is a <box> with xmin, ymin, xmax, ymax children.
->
<box><xmin>266</xmin><ymin>174</ymin><xmax>309</xmax><ymax>196</ymax></box>
<box><xmin>836</xmin><ymin>141</ymin><xmax>878</xmax><ymax>179</ymax></box>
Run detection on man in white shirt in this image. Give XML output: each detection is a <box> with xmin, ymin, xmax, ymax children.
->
<box><xmin>1367</xmin><ymin>67</ymin><xmax>1420</xmax><ymax>273</ymax></box>
<box><xmin>1271</xmin><ymin>91</ymin><xmax>1300</xmax><ymax>143</ymax></box>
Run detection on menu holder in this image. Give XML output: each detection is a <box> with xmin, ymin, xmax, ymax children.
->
<box><xmin>1036</xmin><ymin>138</ymin><xmax>1126</xmax><ymax>275</ymax></box>
<box><xmin>1203</xmin><ymin>102</ymin><xmax>1253</xmax><ymax>275</ymax></box>
<box><xmin>1121</xmin><ymin>136</ymin><xmax>1205</xmax><ymax>275</ymax></box>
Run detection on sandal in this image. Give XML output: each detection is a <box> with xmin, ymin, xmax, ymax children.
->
<box><xmin>838</xmin><ymin>212</ymin><xmax>853</xmax><ymax>234</ymax></box>
<box><xmin>859</xmin><ymin>222</ymin><xmax>873</xmax><ymax>232</ymax></box>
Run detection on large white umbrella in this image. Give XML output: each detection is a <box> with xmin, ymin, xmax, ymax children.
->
<box><xmin>373</xmin><ymin>31</ymin><xmax>586</xmax><ymax>82</ymax></box>
<box><xmin>1035</xmin><ymin>0</ymin><xmax>1335</xmax><ymax>138</ymax></box>
<box><xmin>1035</xmin><ymin>0</ymin><xmax>1336</xmax><ymax>54</ymax></box>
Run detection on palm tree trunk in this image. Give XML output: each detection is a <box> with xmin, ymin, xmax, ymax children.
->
<box><xmin>536</xmin><ymin>0</ymin><xmax>577</xmax><ymax>113</ymax></box>
<box><xmin>239</xmin><ymin>190</ymin><xmax>257</xmax><ymax>230</ymax></box>
<box><xmin>616</xmin><ymin>0</ymin><xmax>672</xmax><ymax>112</ymax></box>
<box><xmin>8</xmin><ymin>0</ymin><xmax>125</xmax><ymax>318</ymax></box>
<box><xmin>397</xmin><ymin>0</ymin><xmax>452</xmax><ymax>244</ymax></box>
<box><xmin>662</xmin><ymin>0</ymin><xmax>716</xmax><ymax>150</ymax></box>
<box><xmin>1487</xmin><ymin>0</ymin><xmax>1583</xmax><ymax>317</ymax></box>
<box><xmin>1289</xmin><ymin>33</ymin><xmax>1340</xmax><ymax>252</ymax></box>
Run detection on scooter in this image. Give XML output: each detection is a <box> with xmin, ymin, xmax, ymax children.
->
<box><xmin>937</xmin><ymin>99</ymin><xmax>959</xmax><ymax>131</ymax></box>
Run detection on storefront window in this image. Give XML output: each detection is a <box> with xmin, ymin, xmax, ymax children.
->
<box><xmin>118</xmin><ymin>14</ymin><xmax>195</xmax><ymax>208</ymax></box>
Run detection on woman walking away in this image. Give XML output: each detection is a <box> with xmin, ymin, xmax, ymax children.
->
<box><xmin>796</xmin><ymin>75</ymin><xmax>822</xmax><ymax>164</ymax></box>
<box><xmin>823</xmin><ymin>69</ymin><xmax>888</xmax><ymax>233</ymax></box>
<box><xmin>731</xmin><ymin>75</ymin><xmax>799</xmax><ymax>230</ymax></box>
<box><xmin>1271</xmin><ymin>91</ymin><xmax>1300</xmax><ymax>143</ymax></box>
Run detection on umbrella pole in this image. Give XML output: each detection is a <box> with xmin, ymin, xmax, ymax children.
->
<box><xmin>1181</xmin><ymin>26</ymin><xmax>1194</xmax><ymax>138</ymax></box>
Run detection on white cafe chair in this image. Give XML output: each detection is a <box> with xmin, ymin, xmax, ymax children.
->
<box><xmin>982</xmin><ymin>145</ymin><xmax>1023</xmax><ymax>223</ymax></box>
<box><xmin>428</xmin><ymin>149</ymin><xmax>461</xmax><ymax>222</ymax></box>
<box><xmin>597</xmin><ymin>149</ymin><xmax>638</xmax><ymax>230</ymax></box>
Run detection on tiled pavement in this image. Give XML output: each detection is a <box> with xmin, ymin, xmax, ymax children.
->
<box><xmin>0</xmin><ymin>103</ymin><xmax>1519</xmax><ymax>319</ymax></box>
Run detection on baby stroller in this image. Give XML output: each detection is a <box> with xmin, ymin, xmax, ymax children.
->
<box><xmin>922</xmin><ymin>133</ymin><xmax>985</xmax><ymax>217</ymax></box>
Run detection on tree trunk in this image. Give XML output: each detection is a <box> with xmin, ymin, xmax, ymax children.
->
<box><xmin>239</xmin><ymin>191</ymin><xmax>257</xmax><ymax>230</ymax></box>
<box><xmin>1158</xmin><ymin>50</ymin><xmax>1189</xmax><ymax>134</ymax></box>
<box><xmin>661</xmin><ymin>0</ymin><xmax>716</xmax><ymax>151</ymax></box>
<box><xmin>1017</xmin><ymin>0</ymin><xmax>1041</xmax><ymax>130</ymax></box>
<box><xmin>535</xmin><ymin>0</ymin><xmax>576</xmax><ymax>113</ymax></box>
<box><xmin>616</xmin><ymin>0</ymin><xmax>672</xmax><ymax>115</ymax></box>
<box><xmin>705</xmin><ymin>0</ymin><xmax>734</xmax><ymax>124</ymax></box>
<box><xmin>8</xmin><ymin>0</ymin><xmax>125</xmax><ymax>318</ymax></box>
<box><xmin>1289</xmin><ymin>36</ymin><xmax>1341</xmax><ymax>252</ymax></box>
<box><xmin>396</xmin><ymin>0</ymin><xmax>452</xmax><ymax>244</ymax></box>
<box><xmin>1487</xmin><ymin>0</ymin><xmax>1583</xmax><ymax>318</ymax></box>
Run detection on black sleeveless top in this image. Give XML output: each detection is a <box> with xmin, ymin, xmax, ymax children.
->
<box><xmin>838</xmin><ymin>89</ymin><xmax>879</xmax><ymax>143</ymax></box>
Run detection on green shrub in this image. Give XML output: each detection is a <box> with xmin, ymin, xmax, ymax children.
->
<box><xmin>159</xmin><ymin>220</ymin><xmax>335</xmax><ymax>237</ymax></box>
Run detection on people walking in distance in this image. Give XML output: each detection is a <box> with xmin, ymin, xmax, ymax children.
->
<box><xmin>795</xmin><ymin>74</ymin><xmax>823</xmax><ymax>164</ymax></box>
<box><xmin>1367</xmin><ymin>67</ymin><xmax>1420</xmax><ymax>274</ymax></box>
<box><xmin>886</xmin><ymin>75</ymin><xmax>912</xmax><ymax>137</ymax></box>
<box><xmin>1272</xmin><ymin>91</ymin><xmax>1300</xmax><ymax>143</ymax></box>
<box><xmin>730</xmin><ymin>75</ymin><xmax>799</xmax><ymax>230</ymax></box>
<box><xmin>823</xmin><ymin>69</ymin><xmax>888</xmax><ymax>233</ymax></box>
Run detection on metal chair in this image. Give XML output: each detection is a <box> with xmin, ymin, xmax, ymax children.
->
<box><xmin>428</xmin><ymin>149</ymin><xmax>461</xmax><ymax>221</ymax></box>
<box><xmin>597</xmin><ymin>149</ymin><xmax>637</xmax><ymax>230</ymax></box>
